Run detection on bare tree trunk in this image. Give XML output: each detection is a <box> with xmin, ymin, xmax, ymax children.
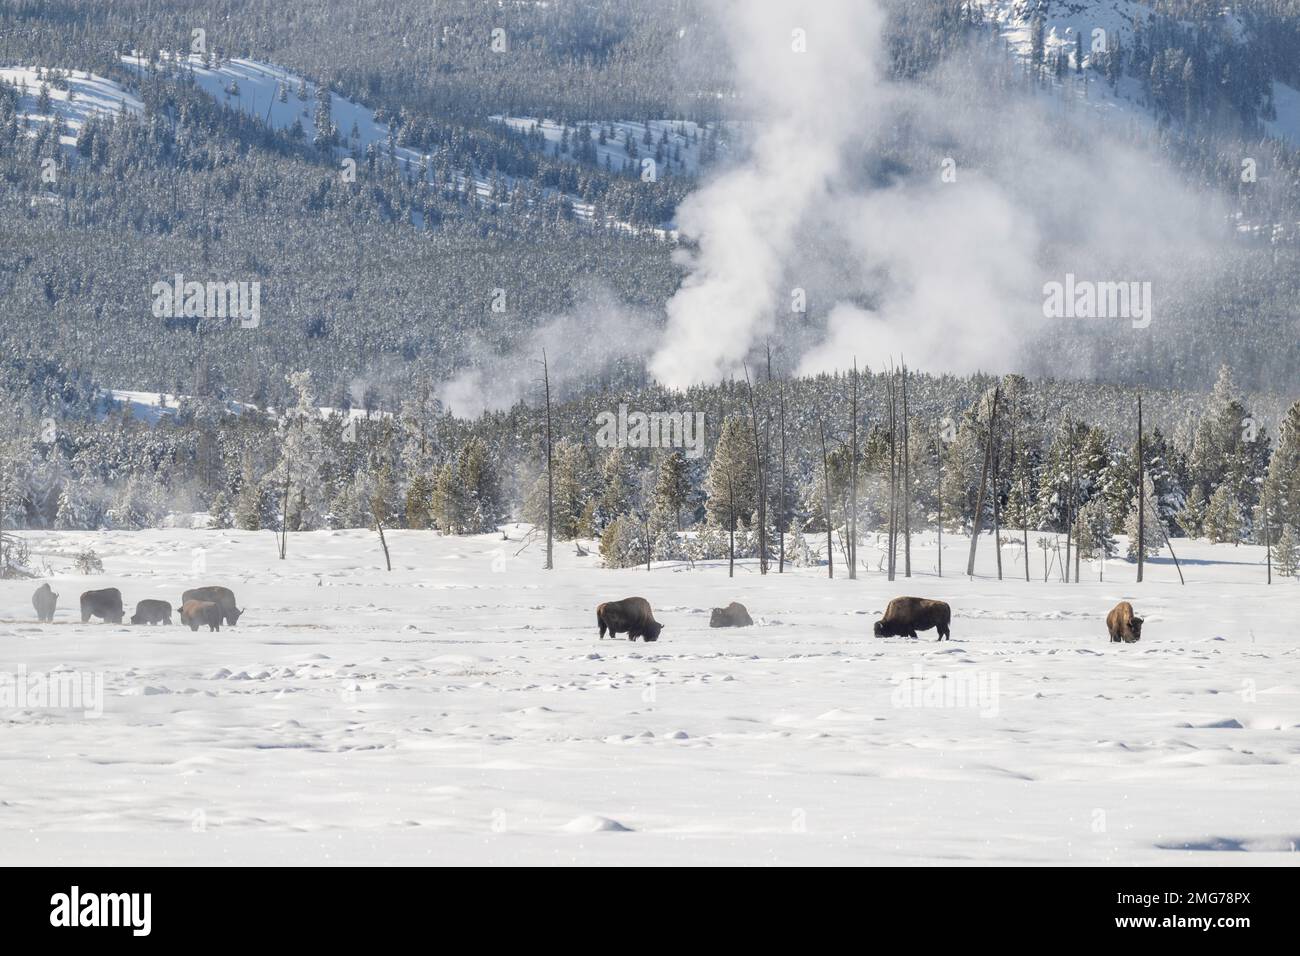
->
<box><xmin>819</xmin><ymin>419</ymin><xmax>834</xmax><ymax>579</ymax></box>
<box><xmin>1158</xmin><ymin>518</ymin><xmax>1185</xmax><ymax>585</ymax></box>
<box><xmin>966</xmin><ymin>385</ymin><xmax>1000</xmax><ymax>577</ymax></box>
<box><xmin>744</xmin><ymin>364</ymin><xmax>767</xmax><ymax>575</ymax></box>
<box><xmin>1064</xmin><ymin>418</ymin><xmax>1074</xmax><ymax>583</ymax></box>
<box><xmin>375</xmin><ymin>517</ymin><xmax>392</xmax><ymax>571</ymax></box>
<box><xmin>887</xmin><ymin>372</ymin><xmax>897</xmax><ymax>581</ymax></box>
<box><xmin>1264</xmin><ymin>484</ymin><xmax>1272</xmax><ymax>585</ymax></box>
<box><xmin>727</xmin><ymin>473</ymin><xmax>736</xmax><ymax>579</ymax></box>
<box><xmin>992</xmin><ymin>428</ymin><xmax>1003</xmax><ymax>580</ymax></box>
<box><xmin>849</xmin><ymin>362</ymin><xmax>859</xmax><ymax>580</ymax></box>
<box><xmin>1136</xmin><ymin>391</ymin><xmax>1144</xmax><ymax>583</ymax></box>
<box><xmin>1010</xmin><ymin>387</ymin><xmax>1029</xmax><ymax>582</ymax></box>
<box><xmin>936</xmin><ymin>428</ymin><xmax>943</xmax><ymax>578</ymax></box>
<box><xmin>279</xmin><ymin>452</ymin><xmax>291</xmax><ymax>560</ymax></box>
<box><xmin>901</xmin><ymin>362</ymin><xmax>911</xmax><ymax>577</ymax></box>
<box><xmin>778</xmin><ymin>387</ymin><xmax>787</xmax><ymax>573</ymax></box>
<box><xmin>543</xmin><ymin>350</ymin><xmax>554</xmax><ymax>571</ymax></box>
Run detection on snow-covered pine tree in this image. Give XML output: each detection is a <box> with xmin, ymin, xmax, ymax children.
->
<box><xmin>1125</xmin><ymin>474</ymin><xmax>1165</xmax><ymax>560</ymax></box>
<box><xmin>207</xmin><ymin>491</ymin><xmax>233</xmax><ymax>530</ymax></box>
<box><xmin>1274</xmin><ymin>524</ymin><xmax>1299</xmax><ymax>578</ymax></box>
<box><xmin>1203</xmin><ymin>482</ymin><xmax>1243</xmax><ymax>545</ymax></box>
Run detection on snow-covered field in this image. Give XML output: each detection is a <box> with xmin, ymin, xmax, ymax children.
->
<box><xmin>1</xmin><ymin>527</ymin><xmax>1297</xmax><ymax>866</ymax></box>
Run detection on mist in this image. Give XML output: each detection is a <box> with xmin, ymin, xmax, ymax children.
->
<box><xmin>438</xmin><ymin>283</ymin><xmax>659</xmax><ymax>418</ymax></box>
<box><xmin>649</xmin><ymin>0</ymin><xmax>1230</xmax><ymax>385</ymax></box>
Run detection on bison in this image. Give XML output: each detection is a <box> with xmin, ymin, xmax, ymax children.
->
<box><xmin>80</xmin><ymin>587</ymin><xmax>124</xmax><ymax>624</ymax></box>
<box><xmin>32</xmin><ymin>583</ymin><xmax>58</xmax><ymax>623</ymax></box>
<box><xmin>180</xmin><ymin>586</ymin><xmax>242</xmax><ymax>626</ymax></box>
<box><xmin>597</xmin><ymin>597</ymin><xmax>663</xmax><ymax>642</ymax></box>
<box><xmin>1106</xmin><ymin>601</ymin><xmax>1143</xmax><ymax>643</ymax></box>
<box><xmin>709</xmin><ymin>602</ymin><xmax>753</xmax><ymax>628</ymax></box>
<box><xmin>874</xmin><ymin>596</ymin><xmax>952</xmax><ymax>641</ymax></box>
<box><xmin>181</xmin><ymin>600</ymin><xmax>222</xmax><ymax>632</ymax></box>
<box><xmin>131</xmin><ymin>599</ymin><xmax>173</xmax><ymax>626</ymax></box>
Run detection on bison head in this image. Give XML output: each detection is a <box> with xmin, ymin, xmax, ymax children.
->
<box><xmin>1125</xmin><ymin>617</ymin><xmax>1143</xmax><ymax>643</ymax></box>
<box><xmin>873</xmin><ymin>619</ymin><xmax>891</xmax><ymax>638</ymax></box>
<box><xmin>229</xmin><ymin>607</ymin><xmax>244</xmax><ymax>625</ymax></box>
<box><xmin>130</xmin><ymin>613</ymin><xmax>143</xmax><ymax>625</ymax></box>
<box><xmin>644</xmin><ymin>621</ymin><xmax>663</xmax><ymax>642</ymax></box>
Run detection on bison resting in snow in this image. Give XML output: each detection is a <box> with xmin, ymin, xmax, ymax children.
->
<box><xmin>874</xmin><ymin>596</ymin><xmax>952</xmax><ymax>641</ymax></box>
<box><xmin>597</xmin><ymin>597</ymin><xmax>663</xmax><ymax>642</ymax></box>
<box><xmin>80</xmin><ymin>588</ymin><xmax>124</xmax><ymax>624</ymax></box>
<box><xmin>709</xmin><ymin>602</ymin><xmax>753</xmax><ymax>628</ymax></box>
<box><xmin>32</xmin><ymin>583</ymin><xmax>58</xmax><ymax>623</ymax></box>
<box><xmin>1106</xmin><ymin>601</ymin><xmax>1144</xmax><ymax>643</ymax></box>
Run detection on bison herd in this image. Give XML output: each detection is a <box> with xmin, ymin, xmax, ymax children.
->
<box><xmin>26</xmin><ymin>583</ymin><xmax>1144</xmax><ymax>645</ymax></box>
<box><xmin>31</xmin><ymin>585</ymin><xmax>244</xmax><ymax>632</ymax></box>
<box><xmin>592</xmin><ymin>595</ymin><xmax>1145</xmax><ymax>644</ymax></box>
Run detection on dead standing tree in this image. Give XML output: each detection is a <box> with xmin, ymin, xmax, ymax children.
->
<box><xmin>849</xmin><ymin>361</ymin><xmax>860</xmax><ymax>580</ymax></box>
<box><xmin>966</xmin><ymin>384</ymin><xmax>1000</xmax><ymax>578</ymax></box>
<box><xmin>819</xmin><ymin>418</ymin><xmax>834</xmax><ymax>579</ymax></box>
<box><xmin>901</xmin><ymin>361</ymin><xmax>912</xmax><ymax>578</ymax></box>
<box><xmin>743</xmin><ymin>364</ymin><xmax>768</xmax><ymax>575</ymax></box>
<box><xmin>542</xmin><ymin>350</ymin><xmax>554</xmax><ymax>571</ymax></box>
<box><xmin>885</xmin><ymin>368</ymin><xmax>897</xmax><ymax>581</ymax></box>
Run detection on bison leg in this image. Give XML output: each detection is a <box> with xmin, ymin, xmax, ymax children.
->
<box><xmin>938</xmin><ymin>624</ymin><xmax>950</xmax><ymax>641</ymax></box>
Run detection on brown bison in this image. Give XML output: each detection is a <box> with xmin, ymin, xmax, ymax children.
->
<box><xmin>709</xmin><ymin>602</ymin><xmax>753</xmax><ymax>628</ymax></box>
<box><xmin>1106</xmin><ymin>601</ymin><xmax>1144</xmax><ymax>643</ymax></box>
<box><xmin>180</xmin><ymin>586</ymin><xmax>242</xmax><ymax>626</ymax></box>
<box><xmin>597</xmin><ymin>597</ymin><xmax>663</xmax><ymax>642</ymax></box>
<box><xmin>181</xmin><ymin>600</ymin><xmax>222</xmax><ymax>632</ymax></box>
<box><xmin>32</xmin><ymin>583</ymin><xmax>58</xmax><ymax>623</ymax></box>
<box><xmin>874</xmin><ymin>596</ymin><xmax>952</xmax><ymax>641</ymax></box>
<box><xmin>131</xmin><ymin>599</ymin><xmax>173</xmax><ymax>626</ymax></box>
<box><xmin>80</xmin><ymin>587</ymin><xmax>124</xmax><ymax>624</ymax></box>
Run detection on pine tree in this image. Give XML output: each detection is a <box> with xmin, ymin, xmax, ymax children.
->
<box><xmin>1261</xmin><ymin>400</ymin><xmax>1300</xmax><ymax>534</ymax></box>
<box><xmin>593</xmin><ymin>448</ymin><xmax>633</xmax><ymax>532</ymax></box>
<box><xmin>1274</xmin><ymin>524</ymin><xmax>1299</xmax><ymax>578</ymax></box>
<box><xmin>704</xmin><ymin>415</ymin><xmax>756</xmax><ymax>527</ymax></box>
<box><xmin>651</xmin><ymin>451</ymin><xmax>692</xmax><ymax>530</ymax></box>
<box><xmin>1125</xmin><ymin>475</ymin><xmax>1164</xmax><ymax>559</ymax></box>
<box><xmin>207</xmin><ymin>492</ymin><xmax>233</xmax><ymax>530</ymax></box>
<box><xmin>1203</xmin><ymin>482</ymin><xmax>1242</xmax><ymax>545</ymax></box>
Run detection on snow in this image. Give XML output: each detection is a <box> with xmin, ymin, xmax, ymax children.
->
<box><xmin>976</xmin><ymin>0</ymin><xmax>1300</xmax><ymax>147</ymax></box>
<box><xmin>118</xmin><ymin>52</ymin><xmax>658</xmax><ymax>228</ymax></box>
<box><xmin>489</xmin><ymin>116</ymin><xmax>711</xmax><ymax>175</ymax></box>
<box><xmin>0</xmin><ymin>67</ymin><xmax>142</xmax><ymax>148</ymax></box>
<box><xmin>101</xmin><ymin>389</ymin><xmax>387</xmax><ymax>425</ymax></box>
<box><xmin>1</xmin><ymin>525</ymin><xmax>1297</xmax><ymax>865</ymax></box>
<box><xmin>1265</xmin><ymin>82</ymin><xmax>1300</xmax><ymax>145</ymax></box>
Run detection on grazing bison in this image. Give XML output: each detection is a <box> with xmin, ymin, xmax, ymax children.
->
<box><xmin>181</xmin><ymin>600</ymin><xmax>222</xmax><ymax>632</ymax></box>
<box><xmin>1106</xmin><ymin>601</ymin><xmax>1144</xmax><ymax>643</ymax></box>
<box><xmin>32</xmin><ymin>583</ymin><xmax>58</xmax><ymax>623</ymax></box>
<box><xmin>180</xmin><ymin>586</ymin><xmax>242</xmax><ymax>626</ymax></box>
<box><xmin>709</xmin><ymin>602</ymin><xmax>753</xmax><ymax>628</ymax></box>
<box><xmin>597</xmin><ymin>597</ymin><xmax>664</xmax><ymax>642</ymax></box>
<box><xmin>80</xmin><ymin>587</ymin><xmax>125</xmax><ymax>624</ymax></box>
<box><xmin>874</xmin><ymin>596</ymin><xmax>952</xmax><ymax>641</ymax></box>
<box><xmin>131</xmin><ymin>599</ymin><xmax>173</xmax><ymax>626</ymax></box>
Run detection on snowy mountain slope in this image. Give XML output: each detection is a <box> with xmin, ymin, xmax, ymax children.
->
<box><xmin>489</xmin><ymin>115</ymin><xmax>711</xmax><ymax>176</ymax></box>
<box><xmin>974</xmin><ymin>1</ymin><xmax>1299</xmax><ymax>143</ymax></box>
<box><xmin>1</xmin><ymin>526</ymin><xmax>1297</xmax><ymax>865</ymax></box>
<box><xmin>0</xmin><ymin>67</ymin><xmax>142</xmax><ymax>148</ymax></box>
<box><xmin>119</xmin><ymin>52</ymin><xmax>674</xmax><ymax>230</ymax></box>
<box><xmin>102</xmin><ymin>389</ymin><xmax>387</xmax><ymax>426</ymax></box>
<box><xmin>979</xmin><ymin>0</ymin><xmax>1150</xmax><ymax>63</ymax></box>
